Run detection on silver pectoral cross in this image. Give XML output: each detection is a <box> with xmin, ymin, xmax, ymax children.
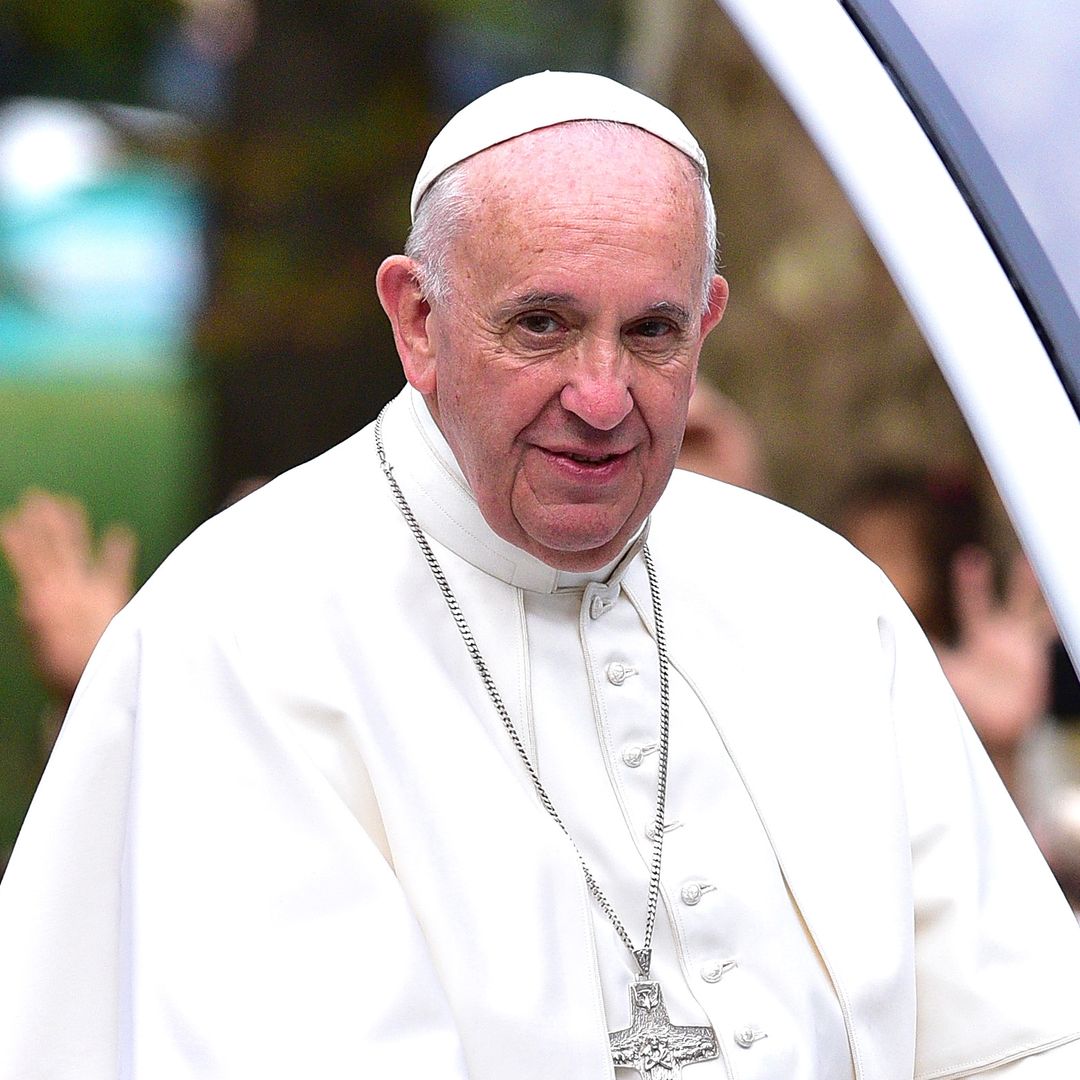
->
<box><xmin>609</xmin><ymin>980</ymin><xmax>719</xmax><ymax>1080</ymax></box>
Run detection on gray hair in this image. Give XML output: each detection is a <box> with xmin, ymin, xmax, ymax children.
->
<box><xmin>404</xmin><ymin>161</ymin><xmax>476</xmax><ymax>308</ymax></box>
<box><xmin>405</xmin><ymin>120</ymin><xmax>719</xmax><ymax>315</ymax></box>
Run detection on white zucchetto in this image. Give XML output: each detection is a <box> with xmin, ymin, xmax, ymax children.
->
<box><xmin>410</xmin><ymin>70</ymin><xmax>708</xmax><ymax>220</ymax></box>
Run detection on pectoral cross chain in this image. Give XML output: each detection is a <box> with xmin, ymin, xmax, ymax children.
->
<box><xmin>609</xmin><ymin>980</ymin><xmax>720</xmax><ymax>1080</ymax></box>
<box><xmin>376</xmin><ymin>430</ymin><xmax>715</xmax><ymax>1080</ymax></box>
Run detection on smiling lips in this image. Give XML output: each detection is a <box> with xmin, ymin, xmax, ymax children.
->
<box><xmin>537</xmin><ymin>445</ymin><xmax>632</xmax><ymax>480</ymax></box>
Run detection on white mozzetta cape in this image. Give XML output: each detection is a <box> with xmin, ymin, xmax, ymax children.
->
<box><xmin>2</xmin><ymin>387</ymin><xmax>1080</xmax><ymax>1080</ymax></box>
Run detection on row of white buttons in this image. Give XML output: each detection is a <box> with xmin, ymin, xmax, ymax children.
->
<box><xmin>699</xmin><ymin>962</ymin><xmax>767</xmax><ymax>1050</ymax></box>
<box><xmin>638</xmin><ymin>792</ymin><xmax>762</xmax><ymax>1039</ymax></box>
<box><xmin>595</xmin><ymin>596</ymin><xmax>766</xmax><ymax>1053</ymax></box>
<box><xmin>606</xmin><ymin>658</ymin><xmax>652</xmax><ymax>786</ymax></box>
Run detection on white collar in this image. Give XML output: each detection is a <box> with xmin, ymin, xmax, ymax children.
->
<box><xmin>376</xmin><ymin>386</ymin><xmax>644</xmax><ymax>594</ymax></box>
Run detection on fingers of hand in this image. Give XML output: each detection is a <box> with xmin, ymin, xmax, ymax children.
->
<box><xmin>99</xmin><ymin>524</ymin><xmax>138</xmax><ymax>597</ymax></box>
<box><xmin>951</xmin><ymin>544</ymin><xmax>995</xmax><ymax>629</ymax></box>
<box><xmin>0</xmin><ymin>489</ymin><xmax>94</xmax><ymax>583</ymax></box>
<box><xmin>1003</xmin><ymin>551</ymin><xmax>1053</xmax><ymax>620</ymax></box>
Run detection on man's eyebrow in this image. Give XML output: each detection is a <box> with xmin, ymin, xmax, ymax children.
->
<box><xmin>638</xmin><ymin>301</ymin><xmax>692</xmax><ymax>329</ymax></box>
<box><xmin>493</xmin><ymin>295</ymin><xmax>693</xmax><ymax>326</ymax></box>
<box><xmin>494</xmin><ymin>292</ymin><xmax>578</xmax><ymax>319</ymax></box>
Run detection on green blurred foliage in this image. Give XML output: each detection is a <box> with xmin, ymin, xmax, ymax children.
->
<box><xmin>0</xmin><ymin>0</ymin><xmax>180</xmax><ymax>103</ymax></box>
<box><xmin>420</xmin><ymin>0</ymin><xmax>626</xmax><ymax>77</ymax></box>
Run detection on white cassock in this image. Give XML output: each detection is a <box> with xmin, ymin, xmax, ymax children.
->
<box><xmin>2</xmin><ymin>386</ymin><xmax>1079</xmax><ymax>1080</ymax></box>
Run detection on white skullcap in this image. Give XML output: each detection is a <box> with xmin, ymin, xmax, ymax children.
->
<box><xmin>410</xmin><ymin>70</ymin><xmax>708</xmax><ymax>221</ymax></box>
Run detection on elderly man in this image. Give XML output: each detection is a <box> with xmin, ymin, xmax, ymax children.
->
<box><xmin>1</xmin><ymin>72</ymin><xmax>1079</xmax><ymax>1080</ymax></box>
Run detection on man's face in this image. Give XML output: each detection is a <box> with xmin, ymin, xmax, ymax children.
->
<box><xmin>416</xmin><ymin>125</ymin><xmax>726</xmax><ymax>571</ymax></box>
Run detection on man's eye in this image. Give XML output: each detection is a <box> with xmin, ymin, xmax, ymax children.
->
<box><xmin>518</xmin><ymin>313</ymin><xmax>561</xmax><ymax>335</ymax></box>
<box><xmin>631</xmin><ymin>319</ymin><xmax>675</xmax><ymax>340</ymax></box>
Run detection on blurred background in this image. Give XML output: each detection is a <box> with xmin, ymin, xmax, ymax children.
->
<box><xmin>1</xmin><ymin>0</ymin><xmax>1076</xmax><ymax>882</ymax></box>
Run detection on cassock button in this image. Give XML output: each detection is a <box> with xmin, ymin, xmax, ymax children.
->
<box><xmin>622</xmin><ymin>742</ymin><xmax>658</xmax><ymax>768</ymax></box>
<box><xmin>606</xmin><ymin>661</ymin><xmax>639</xmax><ymax>686</ymax></box>
<box><xmin>734</xmin><ymin>1026</ymin><xmax>767</xmax><ymax>1049</ymax></box>
<box><xmin>701</xmin><ymin>959</ymin><xmax>737</xmax><ymax>983</ymax></box>
<box><xmin>645</xmin><ymin>819</ymin><xmax>682</xmax><ymax>842</ymax></box>
<box><xmin>589</xmin><ymin>593</ymin><xmax>614</xmax><ymax>619</ymax></box>
<box><xmin>680</xmin><ymin>882</ymin><xmax>716</xmax><ymax>906</ymax></box>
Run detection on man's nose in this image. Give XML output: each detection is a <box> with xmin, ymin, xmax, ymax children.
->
<box><xmin>559</xmin><ymin>339</ymin><xmax>633</xmax><ymax>431</ymax></box>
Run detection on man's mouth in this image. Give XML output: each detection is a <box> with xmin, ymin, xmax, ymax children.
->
<box><xmin>563</xmin><ymin>450</ymin><xmax>619</xmax><ymax>464</ymax></box>
<box><xmin>537</xmin><ymin>446</ymin><xmax>631</xmax><ymax>479</ymax></box>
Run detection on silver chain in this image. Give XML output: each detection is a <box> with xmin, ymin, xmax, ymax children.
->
<box><xmin>374</xmin><ymin>407</ymin><xmax>672</xmax><ymax>976</ymax></box>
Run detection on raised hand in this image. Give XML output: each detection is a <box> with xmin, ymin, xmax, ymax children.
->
<box><xmin>936</xmin><ymin>545</ymin><xmax>1057</xmax><ymax>795</ymax></box>
<box><xmin>0</xmin><ymin>490</ymin><xmax>137</xmax><ymax>702</ymax></box>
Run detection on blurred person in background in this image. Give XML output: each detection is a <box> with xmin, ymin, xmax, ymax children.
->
<box><xmin>0</xmin><ymin>491</ymin><xmax>136</xmax><ymax>739</ymax></box>
<box><xmin>676</xmin><ymin>377</ymin><xmax>768</xmax><ymax>493</ymax></box>
<box><xmin>835</xmin><ymin>467</ymin><xmax>1080</xmax><ymax>902</ymax></box>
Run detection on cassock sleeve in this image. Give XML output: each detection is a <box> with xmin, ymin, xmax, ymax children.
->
<box><xmin>880</xmin><ymin>580</ymin><xmax>1080</xmax><ymax>1078</ymax></box>
<box><xmin>0</xmin><ymin>596</ymin><xmax>472</xmax><ymax>1080</ymax></box>
<box><xmin>976</xmin><ymin>1038</ymin><xmax>1080</xmax><ymax>1077</ymax></box>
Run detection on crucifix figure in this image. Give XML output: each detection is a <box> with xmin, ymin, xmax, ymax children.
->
<box><xmin>609</xmin><ymin>980</ymin><xmax>720</xmax><ymax>1080</ymax></box>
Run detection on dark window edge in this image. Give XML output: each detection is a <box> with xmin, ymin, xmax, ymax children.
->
<box><xmin>839</xmin><ymin>0</ymin><xmax>1080</xmax><ymax>416</ymax></box>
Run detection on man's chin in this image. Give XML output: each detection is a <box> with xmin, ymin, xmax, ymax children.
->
<box><xmin>481</xmin><ymin>493</ymin><xmax>646</xmax><ymax>571</ymax></box>
<box><xmin>517</xmin><ymin>518</ymin><xmax>640</xmax><ymax>573</ymax></box>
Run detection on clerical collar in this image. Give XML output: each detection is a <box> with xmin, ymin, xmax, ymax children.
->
<box><xmin>375</xmin><ymin>386</ymin><xmax>644</xmax><ymax>594</ymax></box>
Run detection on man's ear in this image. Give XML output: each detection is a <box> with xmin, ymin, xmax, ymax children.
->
<box><xmin>376</xmin><ymin>256</ymin><xmax>437</xmax><ymax>394</ymax></box>
<box><xmin>700</xmin><ymin>275</ymin><xmax>729</xmax><ymax>339</ymax></box>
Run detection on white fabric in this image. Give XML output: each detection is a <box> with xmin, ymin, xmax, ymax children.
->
<box><xmin>2</xmin><ymin>385</ymin><xmax>1080</xmax><ymax>1079</ymax></box>
<box><xmin>408</xmin><ymin>392</ymin><xmax>851</xmax><ymax>1079</ymax></box>
<box><xmin>409</xmin><ymin>70</ymin><xmax>708</xmax><ymax>219</ymax></box>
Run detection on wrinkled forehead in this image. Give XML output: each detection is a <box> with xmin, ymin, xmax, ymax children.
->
<box><xmin>460</xmin><ymin>121</ymin><xmax>703</xmax><ymax>208</ymax></box>
<box><xmin>442</xmin><ymin>126</ymin><xmax>708</xmax><ymax>307</ymax></box>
